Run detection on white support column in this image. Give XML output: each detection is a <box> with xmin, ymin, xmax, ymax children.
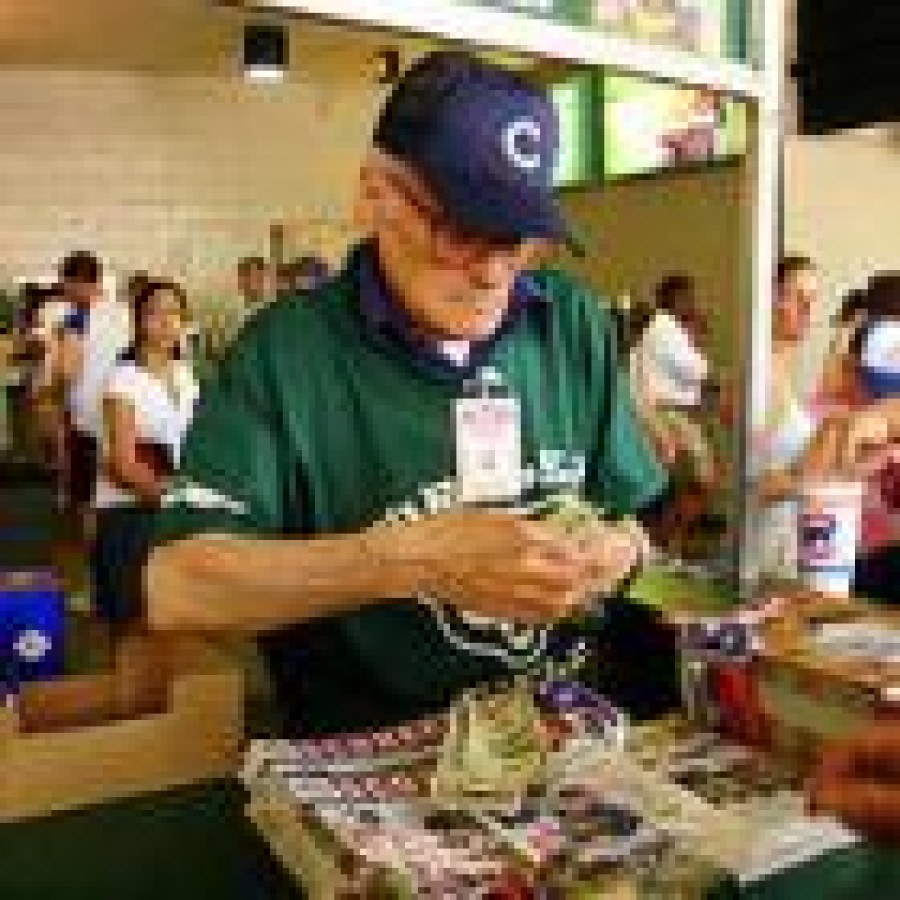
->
<box><xmin>739</xmin><ymin>0</ymin><xmax>784</xmax><ymax>592</ymax></box>
<box><xmin>748</xmin><ymin>0</ymin><xmax>783</xmax><ymax>443</ymax></box>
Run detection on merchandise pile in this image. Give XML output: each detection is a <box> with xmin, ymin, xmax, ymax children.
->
<box><xmin>242</xmin><ymin>677</ymin><xmax>856</xmax><ymax>897</ymax></box>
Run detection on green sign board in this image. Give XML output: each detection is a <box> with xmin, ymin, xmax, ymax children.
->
<box><xmin>471</xmin><ymin>0</ymin><xmax>590</xmax><ymax>25</ymax></box>
<box><xmin>602</xmin><ymin>71</ymin><xmax>748</xmax><ymax>180</ymax></box>
<box><xmin>549</xmin><ymin>66</ymin><xmax>749</xmax><ymax>188</ymax></box>
<box><xmin>551</xmin><ymin>71</ymin><xmax>599</xmax><ymax>187</ymax></box>
<box><xmin>473</xmin><ymin>1</ymin><xmax>749</xmax><ymax>64</ymax></box>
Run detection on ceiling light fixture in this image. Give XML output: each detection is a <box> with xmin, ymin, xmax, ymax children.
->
<box><xmin>243</xmin><ymin>22</ymin><xmax>288</xmax><ymax>83</ymax></box>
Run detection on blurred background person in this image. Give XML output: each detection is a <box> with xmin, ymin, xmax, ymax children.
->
<box><xmin>92</xmin><ymin>279</ymin><xmax>197</xmax><ymax>625</ymax></box>
<box><xmin>237</xmin><ymin>255</ymin><xmax>270</xmax><ymax>319</ymax></box>
<box><xmin>16</xmin><ymin>283</ymin><xmax>67</xmax><ymax>476</ymax></box>
<box><xmin>751</xmin><ymin>254</ymin><xmax>824</xmax><ymax>579</ymax></box>
<box><xmin>282</xmin><ymin>254</ymin><xmax>331</xmax><ymax>296</ymax></box>
<box><xmin>122</xmin><ymin>270</ymin><xmax>152</xmax><ymax>309</ymax></box>
<box><xmin>799</xmin><ymin>273</ymin><xmax>900</xmax><ymax>602</ymax></box>
<box><xmin>630</xmin><ymin>273</ymin><xmax>728</xmax><ymax>559</ymax></box>
<box><xmin>819</xmin><ymin>272</ymin><xmax>900</xmax><ymax>409</ymax></box>
<box><xmin>630</xmin><ymin>273</ymin><xmax>712</xmax><ymax>478</ymax></box>
<box><xmin>32</xmin><ymin>251</ymin><xmax>131</xmax><ymax>526</ymax></box>
<box><xmin>202</xmin><ymin>256</ymin><xmax>271</xmax><ymax>361</ymax></box>
<box><xmin>757</xmin><ymin>255</ymin><xmax>822</xmax><ymax>496</ymax></box>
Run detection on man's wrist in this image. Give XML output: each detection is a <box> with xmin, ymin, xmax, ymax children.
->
<box><xmin>359</xmin><ymin>523</ymin><xmax>431</xmax><ymax>599</ymax></box>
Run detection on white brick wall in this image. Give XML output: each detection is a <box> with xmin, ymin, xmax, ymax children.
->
<box><xmin>0</xmin><ymin>68</ymin><xmax>384</xmax><ymax>323</ymax></box>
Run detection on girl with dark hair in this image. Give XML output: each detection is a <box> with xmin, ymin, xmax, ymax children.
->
<box><xmin>92</xmin><ymin>279</ymin><xmax>197</xmax><ymax>623</ymax></box>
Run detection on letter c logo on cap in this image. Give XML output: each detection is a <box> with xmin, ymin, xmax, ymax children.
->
<box><xmin>503</xmin><ymin>118</ymin><xmax>543</xmax><ymax>171</ymax></box>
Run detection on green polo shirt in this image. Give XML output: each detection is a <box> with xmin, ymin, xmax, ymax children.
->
<box><xmin>149</xmin><ymin>244</ymin><xmax>665</xmax><ymax>735</ymax></box>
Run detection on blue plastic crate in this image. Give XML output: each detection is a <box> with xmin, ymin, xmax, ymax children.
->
<box><xmin>0</xmin><ymin>569</ymin><xmax>65</xmax><ymax>691</ymax></box>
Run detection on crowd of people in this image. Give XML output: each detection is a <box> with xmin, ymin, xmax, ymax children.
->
<box><xmin>752</xmin><ymin>258</ymin><xmax>900</xmax><ymax>600</ymax></box>
<box><xmin>626</xmin><ymin>271</ymin><xmax>730</xmax><ymax>559</ymax></box>
<box><xmin>11</xmin><ymin>249</ymin><xmax>331</xmax><ymax>552</ymax></box>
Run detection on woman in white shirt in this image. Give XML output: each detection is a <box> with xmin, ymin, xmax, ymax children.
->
<box><xmin>91</xmin><ymin>279</ymin><xmax>198</xmax><ymax>624</ymax></box>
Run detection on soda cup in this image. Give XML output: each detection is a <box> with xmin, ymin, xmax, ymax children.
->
<box><xmin>797</xmin><ymin>481</ymin><xmax>864</xmax><ymax>596</ymax></box>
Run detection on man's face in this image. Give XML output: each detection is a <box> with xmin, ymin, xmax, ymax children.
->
<box><xmin>667</xmin><ymin>292</ymin><xmax>707</xmax><ymax>345</ymax></box>
<box><xmin>64</xmin><ymin>277</ymin><xmax>101</xmax><ymax>307</ymax></box>
<box><xmin>366</xmin><ymin>156</ymin><xmax>544</xmax><ymax>341</ymax></box>
<box><xmin>238</xmin><ymin>265</ymin><xmax>268</xmax><ymax>305</ymax></box>
<box><xmin>142</xmin><ymin>288</ymin><xmax>187</xmax><ymax>353</ymax></box>
<box><xmin>776</xmin><ymin>267</ymin><xmax>818</xmax><ymax>343</ymax></box>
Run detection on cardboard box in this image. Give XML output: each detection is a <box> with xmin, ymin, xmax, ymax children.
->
<box><xmin>0</xmin><ymin>634</ymin><xmax>243</xmax><ymax>821</ymax></box>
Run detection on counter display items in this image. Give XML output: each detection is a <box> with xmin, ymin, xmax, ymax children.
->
<box><xmin>241</xmin><ymin>586</ymin><xmax>899</xmax><ymax>898</ymax></box>
<box><xmin>243</xmin><ymin>681</ymin><xmax>711</xmax><ymax>898</ymax></box>
<box><xmin>242</xmin><ymin>589</ymin><xmax>881</xmax><ymax>896</ymax></box>
<box><xmin>243</xmin><ymin>674</ymin><xmax>858</xmax><ymax>897</ymax></box>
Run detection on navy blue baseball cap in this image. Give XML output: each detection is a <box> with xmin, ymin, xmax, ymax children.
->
<box><xmin>374</xmin><ymin>51</ymin><xmax>580</xmax><ymax>252</ymax></box>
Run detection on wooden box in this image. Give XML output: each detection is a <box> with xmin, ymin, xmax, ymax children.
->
<box><xmin>0</xmin><ymin>634</ymin><xmax>243</xmax><ymax>821</ymax></box>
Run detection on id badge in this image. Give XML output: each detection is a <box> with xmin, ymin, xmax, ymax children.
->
<box><xmin>456</xmin><ymin>395</ymin><xmax>522</xmax><ymax>503</ymax></box>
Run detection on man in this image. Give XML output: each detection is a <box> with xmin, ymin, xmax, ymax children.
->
<box><xmin>750</xmin><ymin>255</ymin><xmax>824</xmax><ymax>578</ymax></box>
<box><xmin>799</xmin><ymin>281</ymin><xmax>900</xmax><ymax>602</ymax></box>
<box><xmin>143</xmin><ymin>52</ymin><xmax>665</xmax><ymax>736</ymax></box>
<box><xmin>630</xmin><ymin>274</ymin><xmax>712</xmax><ymax>474</ymax></box>
<box><xmin>204</xmin><ymin>256</ymin><xmax>271</xmax><ymax>356</ymax></box>
<box><xmin>282</xmin><ymin>255</ymin><xmax>331</xmax><ymax>296</ymax></box>
<box><xmin>629</xmin><ymin>274</ymin><xmax>729</xmax><ymax>560</ymax></box>
<box><xmin>18</xmin><ymin>283</ymin><xmax>66</xmax><ymax>467</ymax></box>
<box><xmin>236</xmin><ymin>256</ymin><xmax>270</xmax><ymax>315</ymax></box>
<box><xmin>36</xmin><ymin>252</ymin><xmax>130</xmax><ymax>517</ymax></box>
<box><xmin>756</xmin><ymin>255</ymin><xmax>821</xmax><ymax>494</ymax></box>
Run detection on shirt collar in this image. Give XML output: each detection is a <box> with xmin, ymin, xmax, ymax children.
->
<box><xmin>354</xmin><ymin>241</ymin><xmax>547</xmax><ymax>377</ymax></box>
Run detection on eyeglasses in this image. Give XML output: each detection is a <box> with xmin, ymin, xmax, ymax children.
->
<box><xmin>378</xmin><ymin>157</ymin><xmax>534</xmax><ymax>269</ymax></box>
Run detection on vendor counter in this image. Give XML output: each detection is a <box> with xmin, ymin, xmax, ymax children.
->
<box><xmin>1</xmin><ymin>779</ymin><xmax>898</xmax><ymax>900</ymax></box>
<box><xmin>1</xmin><ymin>570</ymin><xmax>898</xmax><ymax>899</ymax></box>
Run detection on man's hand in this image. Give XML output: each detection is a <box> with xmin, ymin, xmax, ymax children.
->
<box><xmin>573</xmin><ymin>514</ymin><xmax>649</xmax><ymax>597</ymax></box>
<box><xmin>395</xmin><ymin>510</ymin><xmax>644</xmax><ymax>626</ymax></box>
<box><xmin>754</xmin><ymin>468</ymin><xmax>798</xmax><ymax>506</ymax></box>
<box><xmin>844</xmin><ymin>407</ymin><xmax>890</xmax><ymax>473</ymax></box>
<box><xmin>808</xmin><ymin>723</ymin><xmax>900</xmax><ymax>843</ymax></box>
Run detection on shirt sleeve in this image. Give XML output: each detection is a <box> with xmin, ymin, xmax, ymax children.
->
<box><xmin>103</xmin><ymin>365</ymin><xmax>140</xmax><ymax>406</ymax></box>
<box><xmin>97</xmin><ymin>329</ymin><xmax>294</xmax><ymax>626</ymax></box>
<box><xmin>150</xmin><ymin>334</ymin><xmax>292</xmax><ymax>549</ymax></box>
<box><xmin>583</xmin><ymin>297</ymin><xmax>668</xmax><ymax>517</ymax></box>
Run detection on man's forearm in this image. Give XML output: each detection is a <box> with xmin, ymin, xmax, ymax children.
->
<box><xmin>145</xmin><ymin>527</ymin><xmax>424</xmax><ymax>633</ymax></box>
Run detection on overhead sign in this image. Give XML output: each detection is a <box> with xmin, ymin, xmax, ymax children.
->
<box><xmin>474</xmin><ymin>1</ymin><xmax>747</xmax><ymax>62</ymax></box>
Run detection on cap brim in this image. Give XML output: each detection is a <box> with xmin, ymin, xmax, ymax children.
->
<box><xmin>421</xmin><ymin>159</ymin><xmax>586</xmax><ymax>257</ymax></box>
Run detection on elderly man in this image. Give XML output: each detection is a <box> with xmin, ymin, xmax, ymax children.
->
<box><xmin>140</xmin><ymin>51</ymin><xmax>665</xmax><ymax>736</ymax></box>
